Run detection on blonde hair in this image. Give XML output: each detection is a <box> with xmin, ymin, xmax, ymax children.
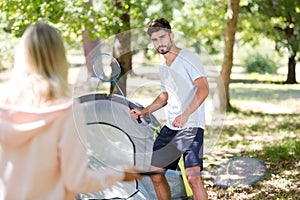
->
<box><xmin>6</xmin><ymin>22</ymin><xmax>70</xmax><ymax>107</ymax></box>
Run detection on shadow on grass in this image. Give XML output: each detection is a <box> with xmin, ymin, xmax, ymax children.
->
<box><xmin>221</xmin><ymin>111</ymin><xmax>298</xmax><ymax>138</ymax></box>
<box><xmin>206</xmin><ymin>107</ymin><xmax>300</xmax><ymax>199</ymax></box>
<box><xmin>207</xmin><ymin>135</ymin><xmax>300</xmax><ymax>199</ymax></box>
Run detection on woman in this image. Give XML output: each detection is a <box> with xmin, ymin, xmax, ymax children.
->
<box><xmin>0</xmin><ymin>22</ymin><xmax>141</xmax><ymax>200</ymax></box>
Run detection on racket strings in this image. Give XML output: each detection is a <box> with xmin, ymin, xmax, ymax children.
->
<box><xmin>211</xmin><ymin>157</ymin><xmax>267</xmax><ymax>188</ymax></box>
<box><xmin>92</xmin><ymin>55</ymin><xmax>120</xmax><ymax>81</ymax></box>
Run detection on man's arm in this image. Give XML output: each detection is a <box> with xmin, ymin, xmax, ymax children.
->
<box><xmin>130</xmin><ymin>91</ymin><xmax>168</xmax><ymax>119</ymax></box>
<box><xmin>172</xmin><ymin>77</ymin><xmax>209</xmax><ymax>128</ymax></box>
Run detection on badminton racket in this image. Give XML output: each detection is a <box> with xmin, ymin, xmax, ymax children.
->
<box><xmin>139</xmin><ymin>170</ymin><xmax>202</xmax><ymax>176</ymax></box>
<box><xmin>140</xmin><ymin>157</ymin><xmax>267</xmax><ymax>188</ymax></box>
<box><xmin>91</xmin><ymin>53</ymin><xmax>142</xmax><ymax>123</ymax></box>
<box><xmin>210</xmin><ymin>157</ymin><xmax>268</xmax><ymax>188</ymax></box>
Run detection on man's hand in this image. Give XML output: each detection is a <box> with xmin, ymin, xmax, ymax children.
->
<box><xmin>130</xmin><ymin>108</ymin><xmax>143</xmax><ymax>120</ymax></box>
<box><xmin>172</xmin><ymin>113</ymin><xmax>189</xmax><ymax>128</ymax></box>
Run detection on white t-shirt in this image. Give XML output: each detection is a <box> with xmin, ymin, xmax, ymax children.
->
<box><xmin>159</xmin><ymin>48</ymin><xmax>206</xmax><ymax>130</ymax></box>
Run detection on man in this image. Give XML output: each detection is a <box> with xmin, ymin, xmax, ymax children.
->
<box><xmin>130</xmin><ymin>18</ymin><xmax>209</xmax><ymax>200</ymax></box>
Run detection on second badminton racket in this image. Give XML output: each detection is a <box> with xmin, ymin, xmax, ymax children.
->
<box><xmin>91</xmin><ymin>53</ymin><xmax>142</xmax><ymax>123</ymax></box>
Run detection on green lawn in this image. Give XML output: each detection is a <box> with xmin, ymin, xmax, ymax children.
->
<box><xmin>205</xmin><ymin>83</ymin><xmax>300</xmax><ymax>200</ymax></box>
<box><xmin>1</xmin><ymin>65</ymin><xmax>299</xmax><ymax>199</ymax></box>
<box><xmin>71</xmin><ymin>66</ymin><xmax>300</xmax><ymax>199</ymax></box>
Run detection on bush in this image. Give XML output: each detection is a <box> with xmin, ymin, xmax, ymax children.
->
<box><xmin>0</xmin><ymin>30</ymin><xmax>19</xmax><ymax>70</ymax></box>
<box><xmin>244</xmin><ymin>53</ymin><xmax>278</xmax><ymax>74</ymax></box>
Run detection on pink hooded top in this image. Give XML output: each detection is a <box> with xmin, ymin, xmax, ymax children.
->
<box><xmin>0</xmin><ymin>100</ymin><xmax>124</xmax><ymax>200</ymax></box>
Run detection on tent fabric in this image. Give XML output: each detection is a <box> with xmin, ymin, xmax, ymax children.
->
<box><xmin>75</xmin><ymin>93</ymin><xmax>187</xmax><ymax>200</ymax></box>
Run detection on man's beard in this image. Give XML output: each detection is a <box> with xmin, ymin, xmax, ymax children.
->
<box><xmin>157</xmin><ymin>43</ymin><xmax>173</xmax><ymax>55</ymax></box>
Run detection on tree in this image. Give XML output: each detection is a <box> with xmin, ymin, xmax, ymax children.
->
<box><xmin>172</xmin><ymin>1</ymin><xmax>226</xmax><ymax>54</ymax></box>
<box><xmin>1</xmin><ymin>0</ymin><xmax>186</xmax><ymax>95</ymax></box>
<box><xmin>244</xmin><ymin>0</ymin><xmax>299</xmax><ymax>84</ymax></box>
<box><xmin>91</xmin><ymin>0</ymin><xmax>182</xmax><ymax>94</ymax></box>
<box><xmin>111</xmin><ymin>0</ymin><xmax>132</xmax><ymax>95</ymax></box>
<box><xmin>0</xmin><ymin>0</ymin><xmax>101</xmax><ymax>76</ymax></box>
<box><xmin>0</xmin><ymin>0</ymin><xmax>91</xmax><ymax>38</ymax></box>
<box><xmin>173</xmin><ymin>0</ymin><xmax>238</xmax><ymax>110</ymax></box>
<box><xmin>0</xmin><ymin>0</ymin><xmax>237</xmax><ymax>111</ymax></box>
<box><xmin>82</xmin><ymin>0</ymin><xmax>100</xmax><ymax>78</ymax></box>
<box><xmin>221</xmin><ymin>0</ymin><xmax>240</xmax><ymax>110</ymax></box>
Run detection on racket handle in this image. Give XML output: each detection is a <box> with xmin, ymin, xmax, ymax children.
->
<box><xmin>136</xmin><ymin>116</ymin><xmax>142</xmax><ymax>123</ymax></box>
<box><xmin>139</xmin><ymin>171</ymin><xmax>163</xmax><ymax>176</ymax></box>
<box><xmin>129</xmin><ymin>104</ymin><xmax>142</xmax><ymax>124</ymax></box>
<box><xmin>140</xmin><ymin>170</ymin><xmax>201</xmax><ymax>176</ymax></box>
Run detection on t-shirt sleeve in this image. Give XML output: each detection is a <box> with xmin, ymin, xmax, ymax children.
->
<box><xmin>185</xmin><ymin>50</ymin><xmax>206</xmax><ymax>81</ymax></box>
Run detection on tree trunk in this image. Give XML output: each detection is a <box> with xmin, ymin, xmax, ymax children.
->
<box><xmin>83</xmin><ymin>31</ymin><xmax>99</xmax><ymax>77</ymax></box>
<box><xmin>82</xmin><ymin>0</ymin><xmax>99</xmax><ymax>77</ymax></box>
<box><xmin>112</xmin><ymin>31</ymin><xmax>132</xmax><ymax>95</ymax></box>
<box><xmin>285</xmin><ymin>54</ymin><xmax>297</xmax><ymax>84</ymax></box>
<box><xmin>220</xmin><ymin>0</ymin><xmax>240</xmax><ymax>110</ymax></box>
<box><xmin>111</xmin><ymin>1</ymin><xmax>131</xmax><ymax>95</ymax></box>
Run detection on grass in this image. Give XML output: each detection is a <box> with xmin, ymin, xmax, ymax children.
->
<box><xmin>73</xmin><ymin>66</ymin><xmax>299</xmax><ymax>199</ymax></box>
<box><xmin>204</xmin><ymin>82</ymin><xmax>300</xmax><ymax>200</ymax></box>
<box><xmin>124</xmin><ymin>69</ymin><xmax>300</xmax><ymax>199</ymax></box>
<box><xmin>1</xmin><ymin>63</ymin><xmax>299</xmax><ymax>199</ymax></box>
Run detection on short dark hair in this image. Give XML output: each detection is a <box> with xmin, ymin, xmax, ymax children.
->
<box><xmin>147</xmin><ymin>18</ymin><xmax>172</xmax><ymax>36</ymax></box>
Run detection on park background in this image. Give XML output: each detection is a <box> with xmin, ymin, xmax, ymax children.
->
<box><xmin>0</xmin><ymin>0</ymin><xmax>299</xmax><ymax>199</ymax></box>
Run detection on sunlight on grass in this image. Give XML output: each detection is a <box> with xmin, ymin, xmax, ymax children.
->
<box><xmin>249</xmin><ymin>73</ymin><xmax>285</xmax><ymax>83</ymax></box>
<box><xmin>263</xmin><ymin>139</ymin><xmax>300</xmax><ymax>163</ymax></box>
<box><xmin>230</xmin><ymin>83</ymin><xmax>300</xmax><ymax>114</ymax></box>
<box><xmin>67</xmin><ymin>64</ymin><xmax>300</xmax><ymax>199</ymax></box>
<box><xmin>206</xmin><ymin>84</ymin><xmax>300</xmax><ymax>199</ymax></box>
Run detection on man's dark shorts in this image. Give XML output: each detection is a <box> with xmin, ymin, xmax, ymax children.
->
<box><xmin>151</xmin><ymin>126</ymin><xmax>204</xmax><ymax>171</ymax></box>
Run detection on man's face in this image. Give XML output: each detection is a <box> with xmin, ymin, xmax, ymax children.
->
<box><xmin>150</xmin><ymin>30</ymin><xmax>173</xmax><ymax>55</ymax></box>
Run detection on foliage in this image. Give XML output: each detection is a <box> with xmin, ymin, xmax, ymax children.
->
<box><xmin>240</xmin><ymin>0</ymin><xmax>300</xmax><ymax>56</ymax></box>
<box><xmin>257</xmin><ymin>0</ymin><xmax>299</xmax><ymax>57</ymax></box>
<box><xmin>241</xmin><ymin>0</ymin><xmax>299</xmax><ymax>83</ymax></box>
<box><xmin>0</xmin><ymin>29</ymin><xmax>19</xmax><ymax>70</ymax></box>
<box><xmin>1</xmin><ymin>0</ymin><xmax>299</xmax><ymax>58</ymax></box>
<box><xmin>0</xmin><ymin>0</ymin><xmax>185</xmax><ymax>41</ymax></box>
<box><xmin>244</xmin><ymin>53</ymin><xmax>278</xmax><ymax>74</ymax></box>
<box><xmin>0</xmin><ymin>0</ymin><xmax>227</xmax><ymax>54</ymax></box>
<box><xmin>0</xmin><ymin>0</ymin><xmax>91</xmax><ymax>41</ymax></box>
<box><xmin>172</xmin><ymin>0</ymin><xmax>227</xmax><ymax>54</ymax></box>
<box><xmin>235</xmin><ymin>36</ymin><xmax>285</xmax><ymax>65</ymax></box>
<box><xmin>2</xmin><ymin>0</ymin><xmax>297</xmax><ymax>61</ymax></box>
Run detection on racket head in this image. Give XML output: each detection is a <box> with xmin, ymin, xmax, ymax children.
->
<box><xmin>211</xmin><ymin>157</ymin><xmax>268</xmax><ymax>188</ymax></box>
<box><xmin>91</xmin><ymin>53</ymin><xmax>121</xmax><ymax>82</ymax></box>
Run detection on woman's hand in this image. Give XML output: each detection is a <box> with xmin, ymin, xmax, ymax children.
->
<box><xmin>121</xmin><ymin>166</ymin><xmax>143</xmax><ymax>182</ymax></box>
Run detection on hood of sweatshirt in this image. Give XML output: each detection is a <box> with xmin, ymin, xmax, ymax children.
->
<box><xmin>0</xmin><ymin>100</ymin><xmax>73</xmax><ymax>147</ymax></box>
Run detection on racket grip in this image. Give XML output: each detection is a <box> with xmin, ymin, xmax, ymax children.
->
<box><xmin>139</xmin><ymin>171</ymin><xmax>163</xmax><ymax>176</ymax></box>
<box><xmin>129</xmin><ymin>104</ymin><xmax>142</xmax><ymax>124</ymax></box>
<box><xmin>136</xmin><ymin>116</ymin><xmax>142</xmax><ymax>123</ymax></box>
